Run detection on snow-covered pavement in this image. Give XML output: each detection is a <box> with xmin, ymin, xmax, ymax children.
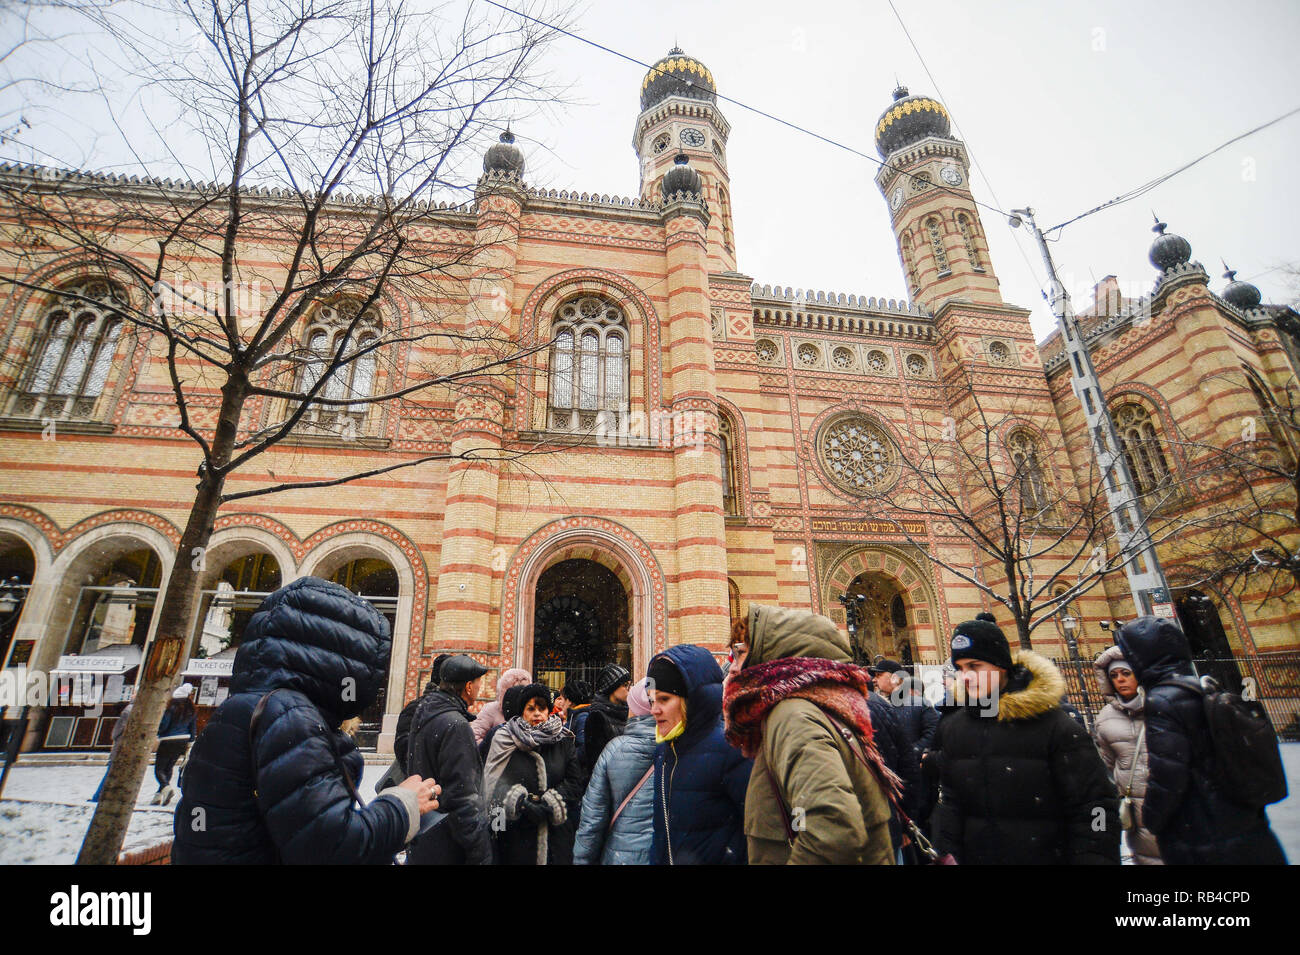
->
<box><xmin>1</xmin><ymin>748</ymin><xmax>1297</xmax><ymax>864</ymax></box>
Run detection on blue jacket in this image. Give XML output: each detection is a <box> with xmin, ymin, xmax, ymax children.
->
<box><xmin>649</xmin><ymin>645</ymin><xmax>752</xmax><ymax>865</ymax></box>
<box><xmin>157</xmin><ymin>705</ymin><xmax>196</xmax><ymax>741</ymax></box>
<box><xmin>574</xmin><ymin>714</ymin><xmax>657</xmax><ymax>864</ymax></box>
<box><xmin>172</xmin><ymin>577</ymin><xmax>413</xmax><ymax>864</ymax></box>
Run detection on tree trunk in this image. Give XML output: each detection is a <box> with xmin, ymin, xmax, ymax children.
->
<box><xmin>1016</xmin><ymin>618</ymin><xmax>1032</xmax><ymax>652</ymax></box>
<box><xmin>75</xmin><ymin>380</ymin><xmax>243</xmax><ymax>864</ymax></box>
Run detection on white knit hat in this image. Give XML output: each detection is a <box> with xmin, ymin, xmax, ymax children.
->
<box><xmin>172</xmin><ymin>682</ymin><xmax>195</xmax><ymax>699</ymax></box>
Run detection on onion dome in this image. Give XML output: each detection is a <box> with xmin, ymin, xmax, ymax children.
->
<box><xmin>661</xmin><ymin>153</ymin><xmax>702</xmax><ymax>199</ymax></box>
<box><xmin>641</xmin><ymin>47</ymin><xmax>716</xmax><ymax>111</ymax></box>
<box><xmin>874</xmin><ymin>85</ymin><xmax>951</xmax><ymax>158</ymax></box>
<box><xmin>483</xmin><ymin>128</ymin><xmax>524</xmax><ymax>177</ymax></box>
<box><xmin>1221</xmin><ymin>263</ymin><xmax>1262</xmax><ymax>310</ymax></box>
<box><xmin>1149</xmin><ymin>217</ymin><xmax>1191</xmax><ymax>271</ymax></box>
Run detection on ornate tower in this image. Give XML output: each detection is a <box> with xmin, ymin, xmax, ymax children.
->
<box><xmin>634</xmin><ymin>48</ymin><xmax>736</xmax><ymax>272</ymax></box>
<box><xmin>873</xmin><ymin>86</ymin><xmax>1001</xmax><ymax>311</ymax></box>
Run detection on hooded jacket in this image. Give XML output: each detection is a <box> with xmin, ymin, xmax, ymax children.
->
<box><xmin>573</xmin><ymin>713</ymin><xmax>657</xmax><ymax>864</ymax></box>
<box><xmin>172</xmin><ymin>577</ymin><xmax>417</xmax><ymax>865</ymax></box>
<box><xmin>649</xmin><ymin>645</ymin><xmax>752</xmax><ymax>865</ymax></box>
<box><xmin>1115</xmin><ymin>617</ymin><xmax>1287</xmax><ymax>865</ymax></box>
<box><xmin>470</xmin><ymin>667</ymin><xmax>532</xmax><ymax>745</ymax></box>
<box><xmin>932</xmin><ymin>649</ymin><xmax>1120</xmax><ymax>865</ymax></box>
<box><xmin>1092</xmin><ymin>645</ymin><xmax>1161</xmax><ymax>865</ymax></box>
<box><xmin>406</xmin><ymin>688</ymin><xmax>493</xmax><ymax>865</ymax></box>
<box><xmin>738</xmin><ymin>605</ymin><xmax>895</xmax><ymax>865</ymax></box>
<box><xmin>582</xmin><ymin>696</ymin><xmax>629</xmax><ymax>774</ymax></box>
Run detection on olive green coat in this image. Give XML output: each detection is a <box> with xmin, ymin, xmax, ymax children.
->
<box><xmin>741</xmin><ymin>605</ymin><xmax>895</xmax><ymax>865</ymax></box>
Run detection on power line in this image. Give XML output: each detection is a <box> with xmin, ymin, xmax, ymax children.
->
<box><xmin>484</xmin><ymin>0</ymin><xmax>1014</xmax><ymax>222</ymax></box>
<box><xmin>1047</xmin><ymin>106</ymin><xmax>1300</xmax><ymax>234</ymax></box>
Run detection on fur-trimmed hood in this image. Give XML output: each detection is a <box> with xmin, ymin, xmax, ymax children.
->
<box><xmin>954</xmin><ymin>649</ymin><xmax>1067</xmax><ymax>722</ymax></box>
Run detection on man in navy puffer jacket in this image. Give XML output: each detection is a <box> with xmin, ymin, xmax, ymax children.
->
<box><xmin>173</xmin><ymin>577</ymin><xmax>428</xmax><ymax>864</ymax></box>
<box><xmin>1116</xmin><ymin>616</ymin><xmax>1287</xmax><ymax>865</ymax></box>
<box><xmin>648</xmin><ymin>645</ymin><xmax>752</xmax><ymax>864</ymax></box>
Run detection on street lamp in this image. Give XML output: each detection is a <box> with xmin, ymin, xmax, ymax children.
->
<box><xmin>838</xmin><ymin>592</ymin><xmax>867</xmax><ymax>665</ymax></box>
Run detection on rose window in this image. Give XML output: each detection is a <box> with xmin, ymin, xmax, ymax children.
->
<box><xmin>988</xmin><ymin>341</ymin><xmax>1011</xmax><ymax>365</ymax></box>
<box><xmin>832</xmin><ymin>346</ymin><xmax>854</xmax><ymax>369</ymax></box>
<box><xmin>866</xmin><ymin>349</ymin><xmax>888</xmax><ymax>372</ymax></box>
<box><xmin>755</xmin><ymin>339</ymin><xmax>778</xmax><ymax>362</ymax></box>
<box><xmin>821</xmin><ymin>416</ymin><xmax>897</xmax><ymax>494</ymax></box>
<box><xmin>797</xmin><ymin>343</ymin><xmax>820</xmax><ymax>366</ymax></box>
<box><xmin>905</xmin><ymin>354</ymin><xmax>927</xmax><ymax>376</ymax></box>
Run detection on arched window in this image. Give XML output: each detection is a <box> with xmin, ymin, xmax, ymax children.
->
<box><xmin>11</xmin><ymin>279</ymin><xmax>125</xmax><ymax>420</ymax></box>
<box><xmin>956</xmin><ymin>213</ymin><xmax>981</xmax><ymax>269</ymax></box>
<box><xmin>720</xmin><ymin>413</ymin><xmax>740</xmax><ymax>515</ymax></box>
<box><xmin>718</xmin><ymin>185</ymin><xmax>734</xmax><ymax>252</ymax></box>
<box><xmin>1244</xmin><ymin>372</ymin><xmax>1296</xmax><ymax>469</ymax></box>
<box><xmin>926</xmin><ymin>217</ymin><xmax>949</xmax><ymax>273</ymax></box>
<box><xmin>1113</xmin><ymin>403</ymin><xmax>1170</xmax><ymax>494</ymax></box>
<box><xmin>548</xmin><ymin>296</ymin><xmax>628</xmax><ymax>431</ymax></box>
<box><xmin>1007</xmin><ymin>429</ymin><xmax>1049</xmax><ymax>514</ymax></box>
<box><xmin>900</xmin><ymin>231</ymin><xmax>919</xmax><ymax>293</ymax></box>
<box><xmin>297</xmin><ymin>299</ymin><xmax>382</xmax><ymax>432</ymax></box>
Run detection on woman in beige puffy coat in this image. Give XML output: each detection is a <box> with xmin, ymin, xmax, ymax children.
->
<box><xmin>1092</xmin><ymin>645</ymin><xmax>1163</xmax><ymax>865</ymax></box>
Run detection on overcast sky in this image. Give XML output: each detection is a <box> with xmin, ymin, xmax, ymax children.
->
<box><xmin>4</xmin><ymin>0</ymin><xmax>1297</xmax><ymax>341</ymax></box>
<box><xmin>514</xmin><ymin>0</ymin><xmax>1300</xmax><ymax>340</ymax></box>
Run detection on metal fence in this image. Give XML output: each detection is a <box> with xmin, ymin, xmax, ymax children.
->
<box><xmin>1051</xmin><ymin>652</ymin><xmax>1300</xmax><ymax>740</ymax></box>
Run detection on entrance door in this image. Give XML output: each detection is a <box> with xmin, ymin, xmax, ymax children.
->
<box><xmin>532</xmin><ymin>558</ymin><xmax>630</xmax><ymax>692</ymax></box>
<box><xmin>1176</xmin><ymin>591</ymin><xmax>1243</xmax><ymax>695</ymax></box>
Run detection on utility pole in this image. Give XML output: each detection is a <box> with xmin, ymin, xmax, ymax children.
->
<box><xmin>1010</xmin><ymin>207</ymin><xmax>1173</xmax><ymax>618</ymax></box>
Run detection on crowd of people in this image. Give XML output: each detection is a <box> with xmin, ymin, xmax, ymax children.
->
<box><xmin>168</xmin><ymin>577</ymin><xmax>1289</xmax><ymax>865</ymax></box>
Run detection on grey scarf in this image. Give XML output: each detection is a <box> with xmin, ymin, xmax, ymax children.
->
<box><xmin>1115</xmin><ymin>688</ymin><xmax>1145</xmax><ymax>715</ymax></box>
<box><xmin>482</xmin><ymin>716</ymin><xmax>572</xmax><ymax>865</ymax></box>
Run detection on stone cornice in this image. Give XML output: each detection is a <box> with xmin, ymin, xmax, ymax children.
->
<box><xmin>874</xmin><ymin>136</ymin><xmax>970</xmax><ymax>191</ymax></box>
<box><xmin>633</xmin><ymin>96</ymin><xmax>732</xmax><ymax>150</ymax></box>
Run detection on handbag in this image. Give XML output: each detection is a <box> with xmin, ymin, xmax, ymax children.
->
<box><xmin>1118</xmin><ymin>724</ymin><xmax>1146</xmax><ymax>832</ymax></box>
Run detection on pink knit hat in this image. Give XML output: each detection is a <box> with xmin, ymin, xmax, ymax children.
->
<box><xmin>627</xmin><ymin>677</ymin><xmax>653</xmax><ymax>717</ymax></box>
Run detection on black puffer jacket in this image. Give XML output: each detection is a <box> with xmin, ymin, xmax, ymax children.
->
<box><xmin>932</xmin><ymin>650</ymin><xmax>1119</xmax><ymax>865</ymax></box>
<box><xmin>582</xmin><ymin>697</ymin><xmax>629</xmax><ymax>774</ymax></box>
<box><xmin>406</xmin><ymin>689</ymin><xmax>493</xmax><ymax>865</ymax></box>
<box><xmin>393</xmin><ymin>676</ymin><xmax>437</xmax><ymax>774</ymax></box>
<box><xmin>868</xmin><ymin>691</ymin><xmax>909</xmax><ymax>850</ymax></box>
<box><xmin>891</xmin><ymin>691</ymin><xmax>940</xmax><ymax>821</ymax></box>
<box><xmin>484</xmin><ymin>723</ymin><xmax>584</xmax><ymax>865</ymax></box>
<box><xmin>1115</xmin><ymin>617</ymin><xmax>1287</xmax><ymax>865</ymax></box>
<box><xmin>173</xmin><ymin>577</ymin><xmax>416</xmax><ymax>864</ymax></box>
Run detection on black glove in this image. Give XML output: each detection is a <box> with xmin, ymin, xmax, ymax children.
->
<box><xmin>521</xmin><ymin>797</ymin><xmax>550</xmax><ymax>826</ymax></box>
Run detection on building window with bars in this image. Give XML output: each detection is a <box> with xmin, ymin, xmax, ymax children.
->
<box><xmin>1007</xmin><ymin>429</ymin><xmax>1050</xmax><ymax>515</ymax></box>
<box><xmin>548</xmin><ymin>296</ymin><xmax>628</xmax><ymax>432</ymax></box>
<box><xmin>9</xmin><ymin>280</ymin><xmax>126</xmax><ymax>421</ymax></box>
<box><xmin>957</xmin><ymin>213</ymin><xmax>982</xmax><ymax>270</ymax></box>
<box><xmin>720</xmin><ymin>414</ymin><xmax>741</xmax><ymax>515</ymax></box>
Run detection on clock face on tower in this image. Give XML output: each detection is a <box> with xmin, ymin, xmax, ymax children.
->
<box><xmin>940</xmin><ymin>164</ymin><xmax>963</xmax><ymax>186</ymax></box>
<box><xmin>679</xmin><ymin>127</ymin><xmax>706</xmax><ymax>147</ymax></box>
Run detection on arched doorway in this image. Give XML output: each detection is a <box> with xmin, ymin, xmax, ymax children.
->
<box><xmin>532</xmin><ymin>558</ymin><xmax>630</xmax><ymax>691</ymax></box>
<box><xmin>844</xmin><ymin>572</ymin><xmax>915</xmax><ymax>666</ymax></box>
<box><xmin>182</xmin><ymin>551</ymin><xmax>283</xmax><ymax>723</ymax></box>
<box><xmin>326</xmin><ymin>557</ymin><xmax>399</xmax><ymax>750</ymax></box>
<box><xmin>0</xmin><ymin>535</ymin><xmax>36</xmax><ymax>668</ymax></box>
<box><xmin>1177</xmin><ymin>590</ymin><xmax>1243</xmax><ymax>694</ymax></box>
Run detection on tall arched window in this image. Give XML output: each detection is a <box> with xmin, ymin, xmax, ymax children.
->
<box><xmin>900</xmin><ymin>231</ymin><xmax>919</xmax><ymax>294</ymax></box>
<box><xmin>720</xmin><ymin>413</ymin><xmax>740</xmax><ymax>515</ymax></box>
<box><xmin>718</xmin><ymin>185</ymin><xmax>734</xmax><ymax>252</ymax></box>
<box><xmin>297</xmin><ymin>298</ymin><xmax>382</xmax><ymax>432</ymax></box>
<box><xmin>926</xmin><ymin>217</ymin><xmax>949</xmax><ymax>273</ymax></box>
<box><xmin>1113</xmin><ymin>403</ymin><xmax>1170</xmax><ymax>494</ymax></box>
<box><xmin>1007</xmin><ymin>429</ymin><xmax>1049</xmax><ymax>514</ymax></box>
<box><xmin>11</xmin><ymin>279</ymin><xmax>125</xmax><ymax>420</ymax></box>
<box><xmin>1245</xmin><ymin>372</ymin><xmax>1297</xmax><ymax>469</ymax></box>
<box><xmin>956</xmin><ymin>213</ymin><xmax>981</xmax><ymax>269</ymax></box>
<box><xmin>548</xmin><ymin>296</ymin><xmax>628</xmax><ymax>432</ymax></box>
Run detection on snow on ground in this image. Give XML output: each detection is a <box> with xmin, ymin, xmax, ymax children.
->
<box><xmin>1</xmin><ymin>747</ymin><xmax>1297</xmax><ymax>864</ymax></box>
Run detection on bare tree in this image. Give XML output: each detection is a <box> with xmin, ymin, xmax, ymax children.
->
<box><xmin>1162</xmin><ymin>372</ymin><xmax>1300</xmax><ymax>605</ymax></box>
<box><xmin>833</xmin><ymin>367</ymin><xmax>1190</xmax><ymax>651</ymax></box>
<box><xmin>0</xmin><ymin>0</ymin><xmax>570</xmax><ymax>864</ymax></box>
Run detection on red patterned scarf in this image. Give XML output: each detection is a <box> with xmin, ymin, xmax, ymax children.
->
<box><xmin>724</xmin><ymin>657</ymin><xmax>902</xmax><ymax>800</ymax></box>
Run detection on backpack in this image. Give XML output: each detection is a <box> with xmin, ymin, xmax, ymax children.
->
<box><xmin>1162</xmin><ymin>678</ymin><xmax>1288</xmax><ymax>809</ymax></box>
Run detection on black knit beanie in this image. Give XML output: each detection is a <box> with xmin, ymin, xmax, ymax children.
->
<box><xmin>646</xmin><ymin>655</ymin><xmax>689</xmax><ymax>699</ymax></box>
<box><xmin>562</xmin><ymin>679</ymin><xmax>592</xmax><ymax>706</ymax></box>
<box><xmin>950</xmin><ymin>612</ymin><xmax>1013</xmax><ymax>670</ymax></box>
<box><xmin>501</xmin><ymin>684</ymin><xmax>528</xmax><ymax>721</ymax></box>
